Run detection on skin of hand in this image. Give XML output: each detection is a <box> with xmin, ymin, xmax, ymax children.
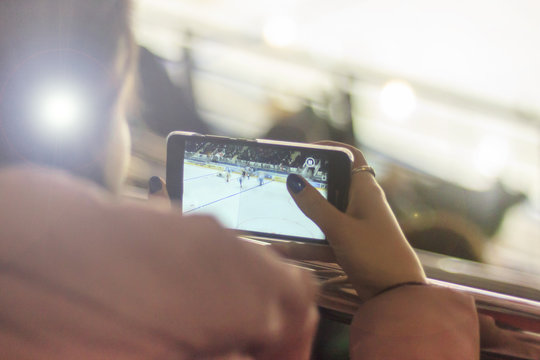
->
<box><xmin>284</xmin><ymin>141</ymin><xmax>427</xmax><ymax>300</ymax></box>
<box><xmin>147</xmin><ymin>176</ymin><xmax>318</xmax><ymax>359</ymax></box>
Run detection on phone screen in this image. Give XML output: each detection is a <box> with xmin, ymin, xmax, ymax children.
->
<box><xmin>182</xmin><ymin>138</ymin><xmax>328</xmax><ymax>241</ymax></box>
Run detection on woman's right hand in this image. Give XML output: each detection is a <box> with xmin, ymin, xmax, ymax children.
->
<box><xmin>286</xmin><ymin>142</ymin><xmax>426</xmax><ymax>300</ymax></box>
<box><xmin>147</xmin><ymin>176</ymin><xmax>318</xmax><ymax>359</ymax></box>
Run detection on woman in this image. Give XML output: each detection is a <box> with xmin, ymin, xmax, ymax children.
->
<box><xmin>0</xmin><ymin>1</ymin><xmax>537</xmax><ymax>359</ymax></box>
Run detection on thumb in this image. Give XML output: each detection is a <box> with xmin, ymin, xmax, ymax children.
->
<box><xmin>286</xmin><ymin>174</ymin><xmax>343</xmax><ymax>237</ymax></box>
<box><xmin>148</xmin><ymin>176</ymin><xmax>170</xmax><ymax>208</ymax></box>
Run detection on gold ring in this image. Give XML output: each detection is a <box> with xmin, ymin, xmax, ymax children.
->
<box><xmin>351</xmin><ymin>165</ymin><xmax>376</xmax><ymax>177</ymax></box>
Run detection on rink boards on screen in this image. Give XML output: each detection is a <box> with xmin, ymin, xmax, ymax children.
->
<box><xmin>182</xmin><ymin>160</ymin><xmax>326</xmax><ymax>240</ymax></box>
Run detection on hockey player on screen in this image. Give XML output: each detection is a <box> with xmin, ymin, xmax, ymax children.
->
<box><xmin>258</xmin><ymin>172</ymin><xmax>264</xmax><ymax>186</ymax></box>
<box><xmin>238</xmin><ymin>176</ymin><xmax>243</xmax><ymax>189</ymax></box>
<box><xmin>301</xmin><ymin>157</ymin><xmax>317</xmax><ymax>180</ymax></box>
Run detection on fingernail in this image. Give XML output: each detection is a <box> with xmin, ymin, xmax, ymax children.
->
<box><xmin>287</xmin><ymin>174</ymin><xmax>306</xmax><ymax>194</ymax></box>
<box><xmin>149</xmin><ymin>176</ymin><xmax>162</xmax><ymax>194</ymax></box>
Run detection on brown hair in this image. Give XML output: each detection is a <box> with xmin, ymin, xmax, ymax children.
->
<box><xmin>0</xmin><ymin>0</ymin><xmax>137</xmax><ymax>184</ymax></box>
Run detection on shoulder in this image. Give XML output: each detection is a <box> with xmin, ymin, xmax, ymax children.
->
<box><xmin>0</xmin><ymin>165</ymin><xmax>109</xmax><ymax>206</ymax></box>
<box><xmin>0</xmin><ymin>165</ymin><xmax>227</xmax><ymax>260</ymax></box>
<box><xmin>0</xmin><ymin>164</ymin><xmax>223</xmax><ymax>238</ymax></box>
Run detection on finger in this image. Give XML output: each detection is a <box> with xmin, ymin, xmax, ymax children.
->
<box><xmin>286</xmin><ymin>174</ymin><xmax>344</xmax><ymax>237</ymax></box>
<box><xmin>256</xmin><ymin>302</ymin><xmax>318</xmax><ymax>360</ymax></box>
<box><xmin>333</xmin><ymin>144</ymin><xmax>380</xmax><ymax>218</ymax></box>
<box><xmin>346</xmin><ymin>176</ymin><xmax>388</xmax><ymax>221</ymax></box>
<box><xmin>313</xmin><ymin>141</ymin><xmax>385</xmax><ymax>220</ymax></box>
<box><xmin>148</xmin><ymin>176</ymin><xmax>168</xmax><ymax>198</ymax></box>
<box><xmin>313</xmin><ymin>141</ymin><xmax>376</xmax><ymax>194</ymax></box>
<box><xmin>148</xmin><ymin>176</ymin><xmax>170</xmax><ymax>208</ymax></box>
<box><xmin>313</xmin><ymin>141</ymin><xmax>378</xmax><ymax>210</ymax></box>
<box><xmin>313</xmin><ymin>141</ymin><xmax>368</xmax><ymax>167</ymax></box>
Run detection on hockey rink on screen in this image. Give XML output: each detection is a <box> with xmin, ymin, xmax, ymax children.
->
<box><xmin>183</xmin><ymin>162</ymin><xmax>325</xmax><ymax>239</ymax></box>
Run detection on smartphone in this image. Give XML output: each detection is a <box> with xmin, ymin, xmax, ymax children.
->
<box><xmin>166</xmin><ymin>132</ymin><xmax>352</xmax><ymax>243</ymax></box>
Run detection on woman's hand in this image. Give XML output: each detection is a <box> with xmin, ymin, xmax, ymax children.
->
<box><xmin>285</xmin><ymin>142</ymin><xmax>426</xmax><ymax>300</ymax></box>
<box><xmin>147</xmin><ymin>176</ymin><xmax>317</xmax><ymax>359</ymax></box>
<box><xmin>147</xmin><ymin>175</ymin><xmax>170</xmax><ymax>208</ymax></box>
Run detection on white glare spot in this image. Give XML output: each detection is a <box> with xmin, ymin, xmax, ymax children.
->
<box><xmin>263</xmin><ymin>17</ymin><xmax>297</xmax><ymax>48</ymax></box>
<box><xmin>474</xmin><ymin>136</ymin><xmax>510</xmax><ymax>178</ymax></box>
<box><xmin>36</xmin><ymin>85</ymin><xmax>86</xmax><ymax>136</ymax></box>
<box><xmin>379</xmin><ymin>80</ymin><xmax>417</xmax><ymax>121</ymax></box>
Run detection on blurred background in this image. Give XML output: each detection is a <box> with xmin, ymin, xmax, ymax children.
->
<box><xmin>125</xmin><ymin>0</ymin><xmax>539</xmax><ymax>290</ymax></box>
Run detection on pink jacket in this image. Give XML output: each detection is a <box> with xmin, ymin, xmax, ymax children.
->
<box><xmin>0</xmin><ymin>166</ymin><xmax>538</xmax><ymax>359</ymax></box>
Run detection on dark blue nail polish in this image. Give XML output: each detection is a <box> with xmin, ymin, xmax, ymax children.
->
<box><xmin>287</xmin><ymin>174</ymin><xmax>305</xmax><ymax>194</ymax></box>
<box><xmin>149</xmin><ymin>176</ymin><xmax>162</xmax><ymax>194</ymax></box>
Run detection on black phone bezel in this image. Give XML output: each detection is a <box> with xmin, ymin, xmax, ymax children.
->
<box><xmin>166</xmin><ymin>132</ymin><xmax>352</xmax><ymax>243</ymax></box>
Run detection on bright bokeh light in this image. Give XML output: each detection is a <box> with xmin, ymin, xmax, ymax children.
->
<box><xmin>35</xmin><ymin>84</ymin><xmax>86</xmax><ymax>136</ymax></box>
<box><xmin>473</xmin><ymin>135</ymin><xmax>510</xmax><ymax>178</ymax></box>
<box><xmin>379</xmin><ymin>80</ymin><xmax>417</xmax><ymax>121</ymax></box>
<box><xmin>263</xmin><ymin>16</ymin><xmax>297</xmax><ymax>48</ymax></box>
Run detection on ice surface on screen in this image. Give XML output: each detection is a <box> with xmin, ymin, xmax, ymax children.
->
<box><xmin>182</xmin><ymin>140</ymin><xmax>328</xmax><ymax>240</ymax></box>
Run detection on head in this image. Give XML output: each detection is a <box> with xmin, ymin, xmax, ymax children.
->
<box><xmin>0</xmin><ymin>0</ymin><xmax>137</xmax><ymax>192</ymax></box>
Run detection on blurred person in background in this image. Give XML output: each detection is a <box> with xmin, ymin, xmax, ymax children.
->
<box><xmin>0</xmin><ymin>1</ymin><xmax>538</xmax><ymax>359</ymax></box>
<box><xmin>135</xmin><ymin>45</ymin><xmax>208</xmax><ymax>136</ymax></box>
